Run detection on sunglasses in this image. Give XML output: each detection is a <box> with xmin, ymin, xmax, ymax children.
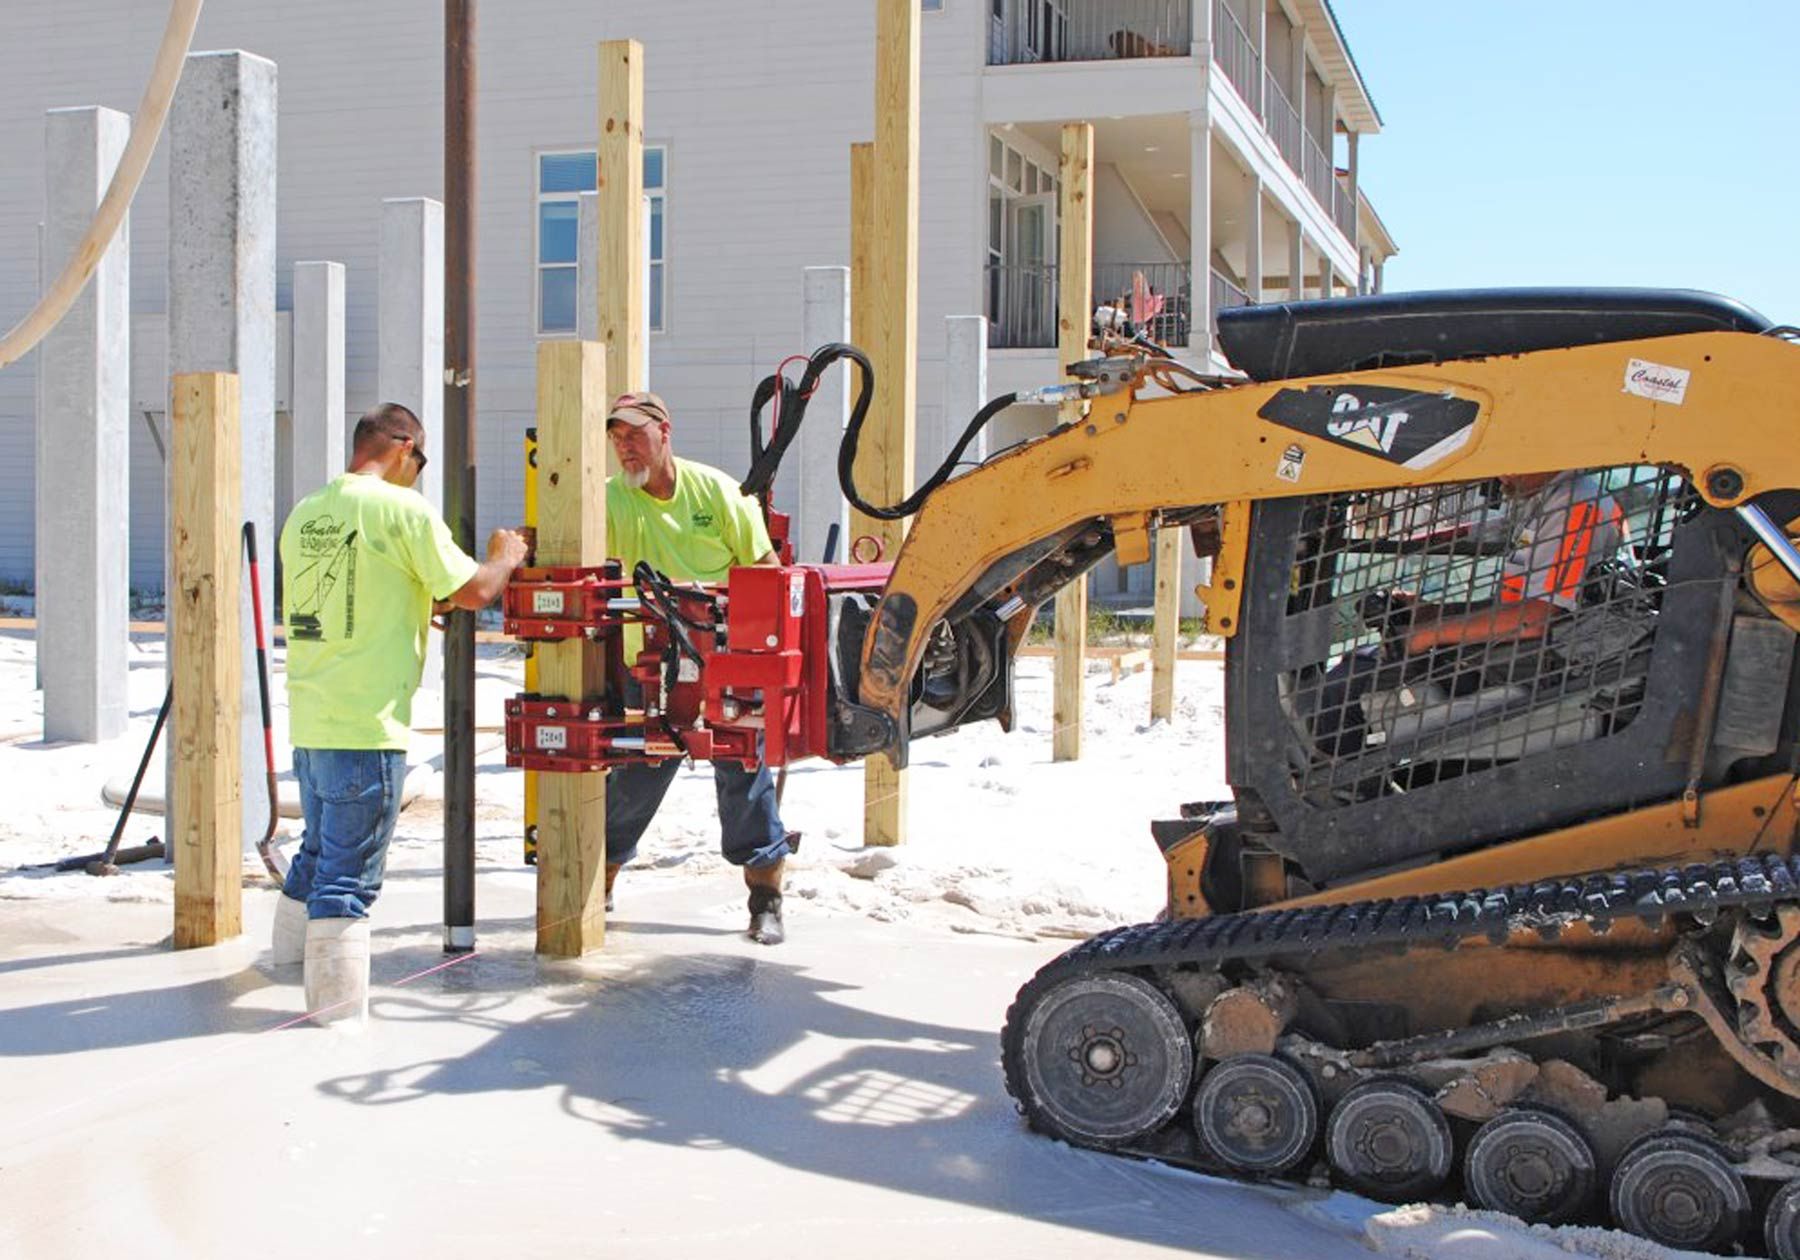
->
<box><xmin>409</xmin><ymin>441</ymin><xmax>428</xmax><ymax>473</ymax></box>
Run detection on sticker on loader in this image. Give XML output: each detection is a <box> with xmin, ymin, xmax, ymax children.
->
<box><xmin>1259</xmin><ymin>384</ymin><xmax>1480</xmax><ymax>471</ymax></box>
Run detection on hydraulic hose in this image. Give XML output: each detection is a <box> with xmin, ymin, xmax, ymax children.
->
<box><xmin>0</xmin><ymin>0</ymin><xmax>205</xmax><ymax>372</ymax></box>
<box><xmin>741</xmin><ymin>342</ymin><xmax>874</xmax><ymax>503</ymax></box>
<box><xmin>741</xmin><ymin>339</ymin><xmax>1022</xmax><ymax>524</ymax></box>
<box><xmin>839</xmin><ymin>388</ymin><xmax>1019</xmax><ymax>522</ymax></box>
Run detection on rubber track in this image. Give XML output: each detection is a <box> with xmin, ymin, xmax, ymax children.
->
<box><xmin>1002</xmin><ymin>853</ymin><xmax>1800</xmax><ymax>1129</ymax></box>
<box><xmin>1042</xmin><ymin>853</ymin><xmax>1800</xmax><ymax>979</ymax></box>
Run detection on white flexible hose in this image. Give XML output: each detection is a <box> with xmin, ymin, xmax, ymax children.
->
<box><xmin>0</xmin><ymin>0</ymin><xmax>205</xmax><ymax>371</ymax></box>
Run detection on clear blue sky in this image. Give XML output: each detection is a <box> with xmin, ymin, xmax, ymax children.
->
<box><xmin>1329</xmin><ymin>2</ymin><xmax>1800</xmax><ymax>320</ymax></box>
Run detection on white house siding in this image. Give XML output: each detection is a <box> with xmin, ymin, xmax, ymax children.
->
<box><xmin>0</xmin><ymin>1</ymin><xmax>990</xmax><ymax>588</ymax></box>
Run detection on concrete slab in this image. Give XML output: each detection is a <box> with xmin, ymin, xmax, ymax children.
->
<box><xmin>0</xmin><ymin>871</ymin><xmax>1373</xmax><ymax>1260</ymax></box>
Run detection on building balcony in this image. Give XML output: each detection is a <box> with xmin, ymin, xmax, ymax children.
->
<box><xmin>986</xmin><ymin>260</ymin><xmax>1258</xmax><ymax>352</ymax></box>
<box><xmin>1211</xmin><ymin>0</ymin><xmax>1358</xmax><ymax>250</ymax></box>
<box><xmin>987</xmin><ymin>0</ymin><xmax>1193</xmax><ymax>67</ymax></box>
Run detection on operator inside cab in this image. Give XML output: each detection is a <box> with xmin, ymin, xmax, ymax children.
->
<box><xmin>1311</xmin><ymin>469</ymin><xmax>1631</xmax><ymax>761</ymax></box>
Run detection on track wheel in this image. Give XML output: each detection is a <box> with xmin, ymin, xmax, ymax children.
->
<box><xmin>1013</xmin><ymin>973</ymin><xmax>1193</xmax><ymax>1147</ymax></box>
<box><xmin>1766</xmin><ymin>1178</ymin><xmax>1800</xmax><ymax>1260</ymax></box>
<box><xmin>1462</xmin><ymin>1107</ymin><xmax>1596</xmax><ymax>1225</ymax></box>
<box><xmin>1192</xmin><ymin>1053</ymin><xmax>1319</xmax><ymax>1176</ymax></box>
<box><xmin>1325</xmin><ymin>1080</ymin><xmax>1453</xmax><ymax>1202</ymax></box>
<box><xmin>1608</xmin><ymin>1133</ymin><xmax>1748</xmax><ymax>1253</ymax></box>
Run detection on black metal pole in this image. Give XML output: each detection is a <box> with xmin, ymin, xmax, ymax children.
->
<box><xmin>443</xmin><ymin>0</ymin><xmax>478</xmax><ymax>952</ymax></box>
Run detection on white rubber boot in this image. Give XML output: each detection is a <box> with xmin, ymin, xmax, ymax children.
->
<box><xmin>303</xmin><ymin>917</ymin><xmax>371</xmax><ymax>1029</ymax></box>
<box><xmin>271</xmin><ymin>894</ymin><xmax>308</xmax><ymax>967</ymax></box>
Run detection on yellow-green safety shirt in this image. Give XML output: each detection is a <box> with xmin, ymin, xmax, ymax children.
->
<box><xmin>607</xmin><ymin>457</ymin><xmax>774</xmax><ymax>657</ymax></box>
<box><xmin>281</xmin><ymin>473</ymin><xmax>480</xmax><ymax>750</ymax></box>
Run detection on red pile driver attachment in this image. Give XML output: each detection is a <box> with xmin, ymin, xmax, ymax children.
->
<box><xmin>502</xmin><ymin>561</ymin><xmax>891</xmax><ymax>775</ymax></box>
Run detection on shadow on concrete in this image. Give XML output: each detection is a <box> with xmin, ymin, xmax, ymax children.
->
<box><xmin>304</xmin><ymin>941</ymin><xmax>1346</xmax><ymax>1259</ymax></box>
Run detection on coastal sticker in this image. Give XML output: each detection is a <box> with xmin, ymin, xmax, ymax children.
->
<box><xmin>1623</xmin><ymin>358</ymin><xmax>1690</xmax><ymax>405</ymax></box>
<box><xmin>1276</xmin><ymin>442</ymin><xmax>1306</xmax><ymax>483</ymax></box>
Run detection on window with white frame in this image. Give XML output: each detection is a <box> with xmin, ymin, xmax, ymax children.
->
<box><xmin>536</xmin><ymin>147</ymin><xmax>667</xmax><ymax>336</ymax></box>
<box><xmin>985</xmin><ymin>131</ymin><xmax>1059</xmax><ymax>345</ymax></box>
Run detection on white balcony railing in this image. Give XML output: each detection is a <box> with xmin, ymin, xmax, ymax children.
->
<box><xmin>1211</xmin><ymin>0</ymin><xmax>1261</xmax><ymax>117</ymax></box>
<box><xmin>985</xmin><ymin>260</ymin><xmax>1194</xmax><ymax>349</ymax></box>
<box><xmin>1093</xmin><ymin>261</ymin><xmax>1192</xmax><ymax>346</ymax></box>
<box><xmin>987</xmin><ymin>0</ymin><xmax>1192</xmax><ymax>66</ymax></box>
<box><xmin>1210</xmin><ymin>267</ymin><xmax>1252</xmax><ymax>338</ymax></box>
<box><xmin>985</xmin><ymin>262</ymin><xmax>1060</xmax><ymax>349</ymax></box>
<box><xmin>1262</xmin><ymin>70</ymin><xmax>1303</xmax><ymax>172</ymax></box>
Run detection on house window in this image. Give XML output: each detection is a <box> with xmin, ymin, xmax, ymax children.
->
<box><xmin>537</xmin><ymin>146</ymin><xmax>668</xmax><ymax>336</ymax></box>
<box><xmin>985</xmin><ymin>130</ymin><xmax>1059</xmax><ymax>346</ymax></box>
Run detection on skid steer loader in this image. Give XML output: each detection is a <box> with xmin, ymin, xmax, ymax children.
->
<box><xmin>827</xmin><ymin>288</ymin><xmax>1800</xmax><ymax>1255</ymax></box>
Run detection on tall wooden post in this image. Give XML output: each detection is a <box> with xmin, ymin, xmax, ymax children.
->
<box><xmin>849</xmin><ymin>142</ymin><xmax>905</xmax><ymax>845</ymax></box>
<box><xmin>597</xmin><ymin>39</ymin><xmax>645</xmax><ymax>400</ymax></box>
<box><xmin>534</xmin><ymin>341</ymin><xmax>608</xmax><ymax>957</ymax></box>
<box><xmin>855</xmin><ymin>0</ymin><xmax>920</xmax><ymax>847</ymax></box>
<box><xmin>1051</xmin><ymin>122</ymin><xmax>1094</xmax><ymax>763</ymax></box>
<box><xmin>1150</xmin><ymin>525</ymin><xmax>1182</xmax><ymax>722</ymax></box>
<box><xmin>171</xmin><ymin>372</ymin><xmax>242</xmax><ymax>949</ymax></box>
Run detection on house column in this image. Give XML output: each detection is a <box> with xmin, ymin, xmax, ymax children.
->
<box><xmin>1187</xmin><ymin>108</ymin><xmax>1212</xmax><ymax>351</ymax></box>
<box><xmin>1244</xmin><ymin>173</ymin><xmax>1263</xmax><ymax>301</ymax></box>
<box><xmin>1288</xmin><ymin>219</ymin><xmax>1305</xmax><ymax>302</ymax></box>
<box><xmin>1290</xmin><ymin>20</ymin><xmax>1305</xmax><ymax>115</ymax></box>
<box><xmin>1251</xmin><ymin>0</ymin><xmax>1267</xmax><ymax>115</ymax></box>
<box><xmin>1189</xmin><ymin>0</ymin><xmax>1213</xmax><ymax>56</ymax></box>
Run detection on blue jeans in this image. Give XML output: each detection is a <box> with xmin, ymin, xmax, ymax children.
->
<box><xmin>606</xmin><ymin>757</ymin><xmax>791</xmax><ymax>869</ymax></box>
<box><xmin>282</xmin><ymin>748</ymin><xmax>407</xmax><ymax>919</ymax></box>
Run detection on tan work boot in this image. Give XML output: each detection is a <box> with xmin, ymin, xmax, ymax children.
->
<box><xmin>605</xmin><ymin>863</ymin><xmax>622</xmax><ymax>913</ymax></box>
<box><xmin>303</xmin><ymin>917</ymin><xmax>370</xmax><ymax>1029</ymax></box>
<box><xmin>744</xmin><ymin>860</ymin><xmax>785</xmax><ymax>946</ymax></box>
<box><xmin>271</xmin><ymin>894</ymin><xmax>308</xmax><ymax>968</ymax></box>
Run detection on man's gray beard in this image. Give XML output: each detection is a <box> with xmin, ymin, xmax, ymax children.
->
<box><xmin>623</xmin><ymin>466</ymin><xmax>650</xmax><ymax>490</ymax></box>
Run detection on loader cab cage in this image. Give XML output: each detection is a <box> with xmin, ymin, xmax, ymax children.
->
<box><xmin>1224</xmin><ymin>465</ymin><xmax>1795</xmax><ymax>888</ymax></box>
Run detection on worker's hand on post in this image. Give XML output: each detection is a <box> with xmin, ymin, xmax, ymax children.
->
<box><xmin>487</xmin><ymin>527</ymin><xmax>529</xmax><ymax>571</ymax></box>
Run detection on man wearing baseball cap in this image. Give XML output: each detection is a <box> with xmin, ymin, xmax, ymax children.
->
<box><xmin>603</xmin><ymin>390</ymin><xmax>795</xmax><ymax>944</ymax></box>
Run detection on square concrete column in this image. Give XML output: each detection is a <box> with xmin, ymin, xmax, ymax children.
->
<box><xmin>379</xmin><ymin>197</ymin><xmax>444</xmax><ymax>508</ymax></box>
<box><xmin>168</xmin><ymin>50</ymin><xmax>278</xmax><ymax>857</ymax></box>
<box><xmin>1186</xmin><ymin>108</ymin><xmax>1212</xmax><ymax>353</ymax></box>
<box><xmin>799</xmin><ymin>266</ymin><xmax>851</xmax><ymax>565</ymax></box>
<box><xmin>291</xmin><ymin>261</ymin><xmax>345</xmax><ymax>506</ymax></box>
<box><xmin>1244</xmin><ymin>174</ymin><xmax>1264</xmax><ymax>301</ymax></box>
<box><xmin>944</xmin><ymin>313</ymin><xmax>987</xmax><ymax>467</ymax></box>
<box><xmin>1289</xmin><ymin>220</ymin><xmax>1305</xmax><ymax>302</ymax></box>
<box><xmin>38</xmin><ymin>106</ymin><xmax>130</xmax><ymax>743</ymax></box>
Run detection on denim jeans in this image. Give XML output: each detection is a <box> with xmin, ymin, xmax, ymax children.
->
<box><xmin>605</xmin><ymin>756</ymin><xmax>791</xmax><ymax>870</ymax></box>
<box><xmin>282</xmin><ymin>748</ymin><xmax>407</xmax><ymax>919</ymax></box>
